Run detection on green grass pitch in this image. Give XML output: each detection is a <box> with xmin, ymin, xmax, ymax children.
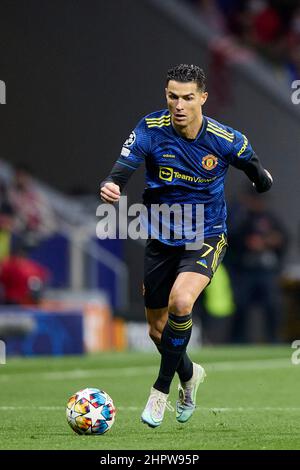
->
<box><xmin>0</xmin><ymin>346</ymin><xmax>299</xmax><ymax>450</ymax></box>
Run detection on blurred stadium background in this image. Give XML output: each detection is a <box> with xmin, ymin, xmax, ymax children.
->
<box><xmin>0</xmin><ymin>0</ymin><xmax>300</xmax><ymax>450</ymax></box>
<box><xmin>1</xmin><ymin>0</ymin><xmax>300</xmax><ymax>353</ymax></box>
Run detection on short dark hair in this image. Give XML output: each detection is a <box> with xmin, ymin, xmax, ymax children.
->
<box><xmin>166</xmin><ymin>64</ymin><xmax>206</xmax><ymax>91</ymax></box>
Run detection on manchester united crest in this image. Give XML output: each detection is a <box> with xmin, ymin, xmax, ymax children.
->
<box><xmin>202</xmin><ymin>154</ymin><xmax>218</xmax><ymax>170</ymax></box>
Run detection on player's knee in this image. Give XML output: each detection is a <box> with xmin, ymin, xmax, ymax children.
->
<box><xmin>168</xmin><ymin>291</ymin><xmax>194</xmax><ymax>316</ymax></box>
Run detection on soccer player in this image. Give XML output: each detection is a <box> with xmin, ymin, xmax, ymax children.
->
<box><xmin>100</xmin><ymin>64</ymin><xmax>273</xmax><ymax>428</ymax></box>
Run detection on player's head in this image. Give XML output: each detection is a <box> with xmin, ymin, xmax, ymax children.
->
<box><xmin>165</xmin><ymin>64</ymin><xmax>208</xmax><ymax>128</ymax></box>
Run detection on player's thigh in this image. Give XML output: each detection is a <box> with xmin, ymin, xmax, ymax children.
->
<box><xmin>168</xmin><ymin>272</ymin><xmax>210</xmax><ymax>314</ymax></box>
<box><xmin>169</xmin><ymin>233</ymin><xmax>228</xmax><ymax>313</ymax></box>
<box><xmin>143</xmin><ymin>238</ymin><xmax>180</xmax><ymax>309</ymax></box>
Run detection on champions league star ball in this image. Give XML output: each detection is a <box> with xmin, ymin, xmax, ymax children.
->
<box><xmin>66</xmin><ymin>388</ymin><xmax>116</xmax><ymax>435</ymax></box>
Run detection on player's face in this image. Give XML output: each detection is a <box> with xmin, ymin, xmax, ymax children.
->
<box><xmin>165</xmin><ymin>80</ymin><xmax>208</xmax><ymax>128</ymax></box>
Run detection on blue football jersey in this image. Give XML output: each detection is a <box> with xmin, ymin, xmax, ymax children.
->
<box><xmin>117</xmin><ymin>109</ymin><xmax>254</xmax><ymax>245</ymax></box>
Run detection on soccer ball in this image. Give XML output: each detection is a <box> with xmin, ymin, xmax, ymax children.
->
<box><xmin>66</xmin><ymin>388</ymin><xmax>116</xmax><ymax>435</ymax></box>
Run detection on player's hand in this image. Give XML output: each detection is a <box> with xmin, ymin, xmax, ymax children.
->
<box><xmin>100</xmin><ymin>182</ymin><xmax>121</xmax><ymax>203</ymax></box>
<box><xmin>252</xmin><ymin>168</ymin><xmax>273</xmax><ymax>191</ymax></box>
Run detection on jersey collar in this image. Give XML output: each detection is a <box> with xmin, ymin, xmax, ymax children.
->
<box><xmin>170</xmin><ymin>116</ymin><xmax>207</xmax><ymax>142</ymax></box>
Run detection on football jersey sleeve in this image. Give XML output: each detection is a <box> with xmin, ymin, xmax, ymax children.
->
<box><xmin>228</xmin><ymin>128</ymin><xmax>272</xmax><ymax>193</ymax></box>
<box><xmin>117</xmin><ymin>118</ymin><xmax>150</xmax><ymax>170</ymax></box>
<box><xmin>228</xmin><ymin>129</ymin><xmax>254</xmax><ymax>166</ymax></box>
<box><xmin>100</xmin><ymin>117</ymin><xmax>150</xmax><ymax>191</ymax></box>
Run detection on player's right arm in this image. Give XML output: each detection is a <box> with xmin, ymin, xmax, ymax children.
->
<box><xmin>228</xmin><ymin>129</ymin><xmax>273</xmax><ymax>192</ymax></box>
<box><xmin>100</xmin><ymin>119</ymin><xmax>149</xmax><ymax>204</ymax></box>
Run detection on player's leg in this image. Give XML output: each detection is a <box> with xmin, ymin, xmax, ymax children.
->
<box><xmin>168</xmin><ymin>273</ymin><xmax>208</xmax><ymax>423</ymax></box>
<box><xmin>142</xmin><ymin>272</ymin><xmax>209</xmax><ymax>427</ymax></box>
<box><xmin>145</xmin><ymin>307</ymin><xmax>194</xmax><ymax>382</ymax></box>
<box><xmin>173</xmin><ymin>234</ymin><xmax>228</xmax><ymax>422</ymax></box>
<box><xmin>141</xmin><ymin>235</ymin><xmax>227</xmax><ymax>427</ymax></box>
<box><xmin>152</xmin><ymin>272</ymin><xmax>209</xmax><ymax>396</ymax></box>
<box><xmin>141</xmin><ymin>239</ymin><xmax>180</xmax><ymax>427</ymax></box>
<box><xmin>150</xmin><ymin>234</ymin><xmax>228</xmax><ymax>425</ymax></box>
<box><xmin>145</xmin><ymin>306</ymin><xmax>168</xmax><ymax>347</ymax></box>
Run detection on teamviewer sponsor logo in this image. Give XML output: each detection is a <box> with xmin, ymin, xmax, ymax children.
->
<box><xmin>159</xmin><ymin>167</ymin><xmax>173</xmax><ymax>181</ymax></box>
<box><xmin>0</xmin><ymin>80</ymin><xmax>6</xmax><ymax>104</ymax></box>
<box><xmin>0</xmin><ymin>340</ymin><xmax>6</xmax><ymax>364</ymax></box>
<box><xmin>159</xmin><ymin>166</ymin><xmax>217</xmax><ymax>184</ymax></box>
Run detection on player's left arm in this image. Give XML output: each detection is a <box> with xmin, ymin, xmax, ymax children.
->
<box><xmin>100</xmin><ymin>119</ymin><xmax>149</xmax><ymax>203</ymax></box>
<box><xmin>228</xmin><ymin>130</ymin><xmax>273</xmax><ymax>193</ymax></box>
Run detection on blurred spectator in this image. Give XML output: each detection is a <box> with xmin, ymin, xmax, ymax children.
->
<box><xmin>226</xmin><ymin>188</ymin><xmax>288</xmax><ymax>343</ymax></box>
<box><xmin>285</xmin><ymin>7</ymin><xmax>300</xmax><ymax>82</ymax></box>
<box><xmin>197</xmin><ymin>263</ymin><xmax>236</xmax><ymax>344</ymax></box>
<box><xmin>0</xmin><ymin>239</ymin><xmax>50</xmax><ymax>305</ymax></box>
<box><xmin>191</xmin><ymin>0</ymin><xmax>228</xmax><ymax>31</ymax></box>
<box><xmin>186</xmin><ymin>0</ymin><xmax>300</xmax><ymax>86</ymax></box>
<box><xmin>285</xmin><ymin>40</ymin><xmax>300</xmax><ymax>82</ymax></box>
<box><xmin>0</xmin><ymin>180</ymin><xmax>15</xmax><ymax>262</ymax></box>
<box><xmin>8</xmin><ymin>163</ymin><xmax>56</xmax><ymax>250</ymax></box>
<box><xmin>240</xmin><ymin>1</ymin><xmax>282</xmax><ymax>43</ymax></box>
